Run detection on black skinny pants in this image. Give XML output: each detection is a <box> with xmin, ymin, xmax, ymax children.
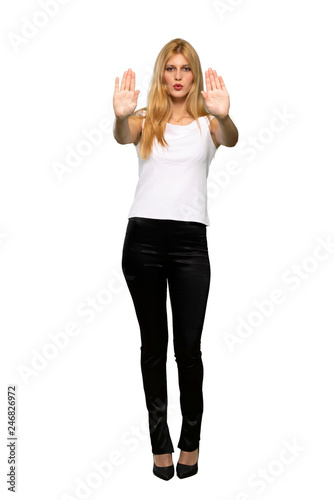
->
<box><xmin>121</xmin><ymin>217</ymin><xmax>211</xmax><ymax>454</ymax></box>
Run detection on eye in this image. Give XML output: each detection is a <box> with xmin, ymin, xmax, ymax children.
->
<box><xmin>165</xmin><ymin>67</ymin><xmax>191</xmax><ymax>71</ymax></box>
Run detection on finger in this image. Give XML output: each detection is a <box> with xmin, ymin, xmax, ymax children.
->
<box><xmin>125</xmin><ymin>68</ymin><xmax>132</xmax><ymax>90</ymax></box>
<box><xmin>205</xmin><ymin>70</ymin><xmax>212</xmax><ymax>92</ymax></box>
<box><xmin>213</xmin><ymin>70</ymin><xmax>220</xmax><ymax>89</ymax></box>
<box><xmin>209</xmin><ymin>67</ymin><xmax>217</xmax><ymax>90</ymax></box>
<box><xmin>211</xmin><ymin>68</ymin><xmax>218</xmax><ymax>90</ymax></box>
<box><xmin>114</xmin><ymin>76</ymin><xmax>119</xmax><ymax>93</ymax></box>
<box><xmin>219</xmin><ymin>75</ymin><xmax>226</xmax><ymax>90</ymax></box>
<box><xmin>130</xmin><ymin>70</ymin><xmax>135</xmax><ymax>92</ymax></box>
<box><xmin>120</xmin><ymin>70</ymin><xmax>127</xmax><ymax>91</ymax></box>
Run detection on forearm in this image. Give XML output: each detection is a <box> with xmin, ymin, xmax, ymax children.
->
<box><xmin>113</xmin><ymin>115</ymin><xmax>132</xmax><ymax>144</ymax></box>
<box><xmin>215</xmin><ymin>114</ymin><xmax>239</xmax><ymax>147</ymax></box>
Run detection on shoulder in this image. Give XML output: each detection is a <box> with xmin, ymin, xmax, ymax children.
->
<box><xmin>130</xmin><ymin>108</ymin><xmax>146</xmax><ymax>126</ymax></box>
<box><xmin>130</xmin><ymin>108</ymin><xmax>146</xmax><ymax>123</ymax></box>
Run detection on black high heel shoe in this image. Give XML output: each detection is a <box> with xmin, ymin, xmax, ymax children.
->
<box><xmin>152</xmin><ymin>455</ymin><xmax>175</xmax><ymax>481</ymax></box>
<box><xmin>176</xmin><ymin>446</ymin><xmax>199</xmax><ymax>479</ymax></box>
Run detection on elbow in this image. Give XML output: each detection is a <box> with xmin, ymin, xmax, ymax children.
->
<box><xmin>113</xmin><ymin>134</ymin><xmax>126</xmax><ymax>145</ymax></box>
<box><xmin>225</xmin><ymin>130</ymin><xmax>239</xmax><ymax>148</ymax></box>
<box><xmin>227</xmin><ymin>138</ymin><xmax>238</xmax><ymax>148</ymax></box>
<box><xmin>113</xmin><ymin>124</ymin><xmax>127</xmax><ymax>144</ymax></box>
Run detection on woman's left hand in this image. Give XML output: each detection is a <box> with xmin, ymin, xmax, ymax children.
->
<box><xmin>201</xmin><ymin>68</ymin><xmax>230</xmax><ymax>118</ymax></box>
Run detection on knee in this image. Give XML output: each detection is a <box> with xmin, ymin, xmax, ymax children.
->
<box><xmin>174</xmin><ymin>344</ymin><xmax>202</xmax><ymax>369</ymax></box>
<box><xmin>141</xmin><ymin>339</ymin><xmax>168</xmax><ymax>363</ymax></box>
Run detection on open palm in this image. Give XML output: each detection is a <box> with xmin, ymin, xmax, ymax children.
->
<box><xmin>201</xmin><ymin>68</ymin><xmax>230</xmax><ymax>118</ymax></box>
<box><xmin>113</xmin><ymin>68</ymin><xmax>140</xmax><ymax>118</ymax></box>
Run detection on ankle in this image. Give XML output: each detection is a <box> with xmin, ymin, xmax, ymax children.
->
<box><xmin>154</xmin><ymin>453</ymin><xmax>173</xmax><ymax>467</ymax></box>
<box><xmin>178</xmin><ymin>448</ymin><xmax>199</xmax><ymax>466</ymax></box>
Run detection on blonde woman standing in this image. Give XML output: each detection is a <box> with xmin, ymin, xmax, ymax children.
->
<box><xmin>113</xmin><ymin>38</ymin><xmax>238</xmax><ymax>480</ymax></box>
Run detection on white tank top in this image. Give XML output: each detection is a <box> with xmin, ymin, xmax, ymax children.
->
<box><xmin>127</xmin><ymin>111</ymin><xmax>218</xmax><ymax>226</ymax></box>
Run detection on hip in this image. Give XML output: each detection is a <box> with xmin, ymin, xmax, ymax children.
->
<box><xmin>123</xmin><ymin>217</ymin><xmax>209</xmax><ymax>255</ymax></box>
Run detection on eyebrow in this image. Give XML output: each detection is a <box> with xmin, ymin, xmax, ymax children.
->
<box><xmin>165</xmin><ymin>64</ymin><xmax>190</xmax><ymax>67</ymax></box>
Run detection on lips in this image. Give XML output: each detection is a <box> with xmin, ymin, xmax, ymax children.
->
<box><xmin>173</xmin><ymin>84</ymin><xmax>183</xmax><ymax>89</ymax></box>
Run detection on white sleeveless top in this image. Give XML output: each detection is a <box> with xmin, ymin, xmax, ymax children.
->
<box><xmin>127</xmin><ymin>111</ymin><xmax>218</xmax><ymax>226</ymax></box>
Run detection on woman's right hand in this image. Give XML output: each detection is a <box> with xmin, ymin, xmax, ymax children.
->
<box><xmin>113</xmin><ymin>68</ymin><xmax>140</xmax><ymax>119</ymax></box>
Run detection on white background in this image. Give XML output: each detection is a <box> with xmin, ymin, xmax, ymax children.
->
<box><xmin>1</xmin><ymin>0</ymin><xmax>334</xmax><ymax>498</ymax></box>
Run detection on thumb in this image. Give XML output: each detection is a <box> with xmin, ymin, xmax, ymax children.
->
<box><xmin>132</xmin><ymin>90</ymin><xmax>140</xmax><ymax>103</ymax></box>
<box><xmin>201</xmin><ymin>91</ymin><xmax>206</xmax><ymax>99</ymax></box>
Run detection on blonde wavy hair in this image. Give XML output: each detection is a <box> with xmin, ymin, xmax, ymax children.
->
<box><xmin>132</xmin><ymin>38</ymin><xmax>210</xmax><ymax>160</ymax></box>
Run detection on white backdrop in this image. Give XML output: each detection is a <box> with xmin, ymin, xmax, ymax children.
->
<box><xmin>1</xmin><ymin>0</ymin><xmax>334</xmax><ymax>498</ymax></box>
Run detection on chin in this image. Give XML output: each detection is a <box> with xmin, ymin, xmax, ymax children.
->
<box><xmin>171</xmin><ymin>88</ymin><xmax>188</xmax><ymax>95</ymax></box>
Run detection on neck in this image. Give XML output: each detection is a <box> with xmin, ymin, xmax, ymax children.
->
<box><xmin>169</xmin><ymin>97</ymin><xmax>189</xmax><ymax>118</ymax></box>
<box><xmin>169</xmin><ymin>109</ymin><xmax>191</xmax><ymax>120</ymax></box>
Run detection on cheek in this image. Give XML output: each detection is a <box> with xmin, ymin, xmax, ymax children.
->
<box><xmin>187</xmin><ymin>73</ymin><xmax>194</xmax><ymax>85</ymax></box>
<box><xmin>164</xmin><ymin>72</ymin><xmax>172</xmax><ymax>83</ymax></box>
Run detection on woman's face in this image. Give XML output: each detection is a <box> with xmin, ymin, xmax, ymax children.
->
<box><xmin>163</xmin><ymin>53</ymin><xmax>194</xmax><ymax>97</ymax></box>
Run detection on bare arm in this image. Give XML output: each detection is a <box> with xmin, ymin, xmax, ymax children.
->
<box><xmin>202</xmin><ymin>68</ymin><xmax>238</xmax><ymax>147</ymax></box>
<box><xmin>212</xmin><ymin>114</ymin><xmax>238</xmax><ymax>147</ymax></box>
<box><xmin>113</xmin><ymin>68</ymin><xmax>141</xmax><ymax>145</ymax></box>
<box><xmin>113</xmin><ymin>115</ymin><xmax>142</xmax><ymax>145</ymax></box>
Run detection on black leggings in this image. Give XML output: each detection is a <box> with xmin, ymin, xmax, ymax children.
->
<box><xmin>121</xmin><ymin>217</ymin><xmax>211</xmax><ymax>454</ymax></box>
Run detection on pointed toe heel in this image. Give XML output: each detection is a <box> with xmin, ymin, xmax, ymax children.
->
<box><xmin>176</xmin><ymin>446</ymin><xmax>199</xmax><ymax>479</ymax></box>
<box><xmin>153</xmin><ymin>462</ymin><xmax>175</xmax><ymax>481</ymax></box>
<box><xmin>176</xmin><ymin>461</ymin><xmax>198</xmax><ymax>479</ymax></box>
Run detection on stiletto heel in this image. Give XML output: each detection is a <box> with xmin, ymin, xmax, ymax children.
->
<box><xmin>176</xmin><ymin>446</ymin><xmax>199</xmax><ymax>479</ymax></box>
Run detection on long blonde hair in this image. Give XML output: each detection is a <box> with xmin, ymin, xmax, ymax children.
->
<box><xmin>132</xmin><ymin>38</ymin><xmax>210</xmax><ymax>160</ymax></box>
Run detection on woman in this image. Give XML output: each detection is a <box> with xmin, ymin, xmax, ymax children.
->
<box><xmin>113</xmin><ymin>38</ymin><xmax>238</xmax><ymax>480</ymax></box>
